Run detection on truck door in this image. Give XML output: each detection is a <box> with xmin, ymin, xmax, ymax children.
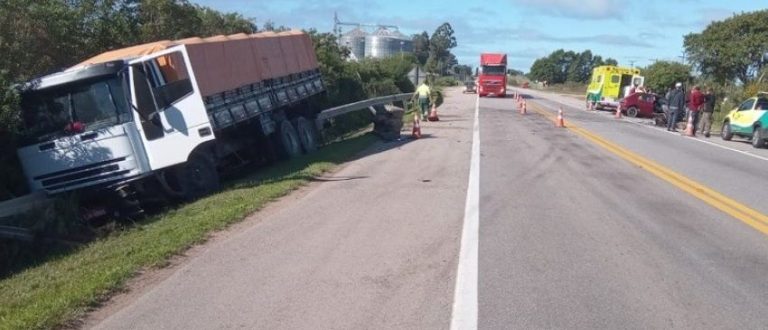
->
<box><xmin>129</xmin><ymin>47</ymin><xmax>215</xmax><ymax>171</ymax></box>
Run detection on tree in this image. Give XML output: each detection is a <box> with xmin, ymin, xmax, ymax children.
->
<box><xmin>528</xmin><ymin>57</ymin><xmax>558</xmax><ymax>83</ymax></box>
<box><xmin>411</xmin><ymin>32</ymin><xmax>430</xmax><ymax>66</ymax></box>
<box><xmin>684</xmin><ymin>10</ymin><xmax>768</xmax><ymax>84</ymax></box>
<box><xmin>640</xmin><ymin>61</ymin><xmax>692</xmax><ymax>93</ymax></box>
<box><xmin>527</xmin><ymin>49</ymin><xmax>619</xmax><ymax>84</ymax></box>
<box><xmin>197</xmin><ymin>7</ymin><xmax>256</xmax><ymax>35</ymax></box>
<box><xmin>427</xmin><ymin>23</ymin><xmax>457</xmax><ymax>75</ymax></box>
<box><xmin>261</xmin><ymin>20</ymin><xmax>288</xmax><ymax>32</ymax></box>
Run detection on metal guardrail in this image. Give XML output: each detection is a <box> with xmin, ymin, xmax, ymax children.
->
<box><xmin>0</xmin><ymin>191</ymin><xmax>49</xmax><ymax>219</ymax></box>
<box><xmin>315</xmin><ymin>93</ymin><xmax>412</xmax><ymax>130</ymax></box>
<box><xmin>0</xmin><ymin>225</ymin><xmax>34</xmax><ymax>241</ymax></box>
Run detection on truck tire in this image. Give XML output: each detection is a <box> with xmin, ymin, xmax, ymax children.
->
<box><xmin>276</xmin><ymin>119</ymin><xmax>302</xmax><ymax>159</ymax></box>
<box><xmin>160</xmin><ymin>153</ymin><xmax>220</xmax><ymax>201</ymax></box>
<box><xmin>752</xmin><ymin>126</ymin><xmax>765</xmax><ymax>148</ymax></box>
<box><xmin>294</xmin><ymin>116</ymin><xmax>318</xmax><ymax>153</ymax></box>
<box><xmin>626</xmin><ymin>106</ymin><xmax>639</xmax><ymax>118</ymax></box>
<box><xmin>721</xmin><ymin>122</ymin><xmax>733</xmax><ymax>141</ymax></box>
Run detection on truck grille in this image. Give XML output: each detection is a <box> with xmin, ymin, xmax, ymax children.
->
<box><xmin>34</xmin><ymin>157</ymin><xmax>129</xmax><ymax>191</ymax></box>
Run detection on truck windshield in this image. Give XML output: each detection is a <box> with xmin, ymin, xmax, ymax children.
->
<box><xmin>20</xmin><ymin>75</ymin><xmax>131</xmax><ymax>145</ymax></box>
<box><xmin>481</xmin><ymin>65</ymin><xmax>506</xmax><ymax>76</ymax></box>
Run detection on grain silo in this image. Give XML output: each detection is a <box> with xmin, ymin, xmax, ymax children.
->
<box><xmin>365</xmin><ymin>28</ymin><xmax>413</xmax><ymax>59</ymax></box>
<box><xmin>339</xmin><ymin>28</ymin><xmax>367</xmax><ymax>61</ymax></box>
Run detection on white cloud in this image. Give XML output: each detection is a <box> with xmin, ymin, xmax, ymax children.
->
<box><xmin>511</xmin><ymin>0</ymin><xmax>624</xmax><ymax>20</ymax></box>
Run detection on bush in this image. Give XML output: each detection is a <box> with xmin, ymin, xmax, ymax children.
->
<box><xmin>433</xmin><ymin>76</ymin><xmax>459</xmax><ymax>88</ymax></box>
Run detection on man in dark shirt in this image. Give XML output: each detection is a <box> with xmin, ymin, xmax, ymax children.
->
<box><xmin>700</xmin><ymin>87</ymin><xmax>716</xmax><ymax>137</ymax></box>
<box><xmin>667</xmin><ymin>83</ymin><xmax>685</xmax><ymax>132</ymax></box>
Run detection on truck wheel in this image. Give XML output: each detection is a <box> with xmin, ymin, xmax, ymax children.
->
<box><xmin>160</xmin><ymin>154</ymin><xmax>220</xmax><ymax>201</ymax></box>
<box><xmin>294</xmin><ymin>117</ymin><xmax>318</xmax><ymax>153</ymax></box>
<box><xmin>721</xmin><ymin>122</ymin><xmax>733</xmax><ymax>141</ymax></box>
<box><xmin>626</xmin><ymin>106</ymin><xmax>639</xmax><ymax>118</ymax></box>
<box><xmin>276</xmin><ymin>119</ymin><xmax>302</xmax><ymax>159</ymax></box>
<box><xmin>752</xmin><ymin>126</ymin><xmax>765</xmax><ymax>148</ymax></box>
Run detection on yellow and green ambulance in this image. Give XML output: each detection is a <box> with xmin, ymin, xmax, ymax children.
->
<box><xmin>721</xmin><ymin>92</ymin><xmax>768</xmax><ymax>148</ymax></box>
<box><xmin>585</xmin><ymin>66</ymin><xmax>644</xmax><ymax>109</ymax></box>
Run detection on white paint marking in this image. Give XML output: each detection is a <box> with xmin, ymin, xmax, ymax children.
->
<box><xmin>625</xmin><ymin>117</ymin><xmax>768</xmax><ymax>163</ymax></box>
<box><xmin>450</xmin><ymin>95</ymin><xmax>480</xmax><ymax>330</ymax></box>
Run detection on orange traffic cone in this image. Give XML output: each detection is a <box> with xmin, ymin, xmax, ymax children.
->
<box><xmin>556</xmin><ymin>107</ymin><xmax>565</xmax><ymax>128</ymax></box>
<box><xmin>412</xmin><ymin>114</ymin><xmax>422</xmax><ymax>138</ymax></box>
<box><xmin>520</xmin><ymin>100</ymin><xmax>527</xmax><ymax>114</ymax></box>
<box><xmin>615</xmin><ymin>106</ymin><xmax>622</xmax><ymax>119</ymax></box>
<box><xmin>683</xmin><ymin>113</ymin><xmax>694</xmax><ymax>136</ymax></box>
<box><xmin>427</xmin><ymin>104</ymin><xmax>439</xmax><ymax>121</ymax></box>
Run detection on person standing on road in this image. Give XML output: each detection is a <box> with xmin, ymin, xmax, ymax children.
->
<box><xmin>700</xmin><ymin>87</ymin><xmax>716</xmax><ymax>137</ymax></box>
<box><xmin>688</xmin><ymin>86</ymin><xmax>705</xmax><ymax>136</ymax></box>
<box><xmin>413</xmin><ymin>83</ymin><xmax>432</xmax><ymax>122</ymax></box>
<box><xmin>667</xmin><ymin>83</ymin><xmax>685</xmax><ymax>132</ymax></box>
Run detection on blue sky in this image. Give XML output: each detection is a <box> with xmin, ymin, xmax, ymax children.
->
<box><xmin>196</xmin><ymin>0</ymin><xmax>765</xmax><ymax>72</ymax></box>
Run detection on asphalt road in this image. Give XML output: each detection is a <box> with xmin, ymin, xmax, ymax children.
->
<box><xmin>87</xmin><ymin>90</ymin><xmax>477</xmax><ymax>330</ymax></box>
<box><xmin>479</xmin><ymin>90</ymin><xmax>768</xmax><ymax>329</ymax></box>
<box><xmin>86</xmin><ymin>88</ymin><xmax>768</xmax><ymax>329</ymax></box>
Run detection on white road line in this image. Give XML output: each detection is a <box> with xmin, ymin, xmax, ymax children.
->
<box><xmin>627</xmin><ymin>120</ymin><xmax>768</xmax><ymax>163</ymax></box>
<box><xmin>450</xmin><ymin>95</ymin><xmax>480</xmax><ymax>330</ymax></box>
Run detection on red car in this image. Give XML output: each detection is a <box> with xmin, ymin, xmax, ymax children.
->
<box><xmin>619</xmin><ymin>92</ymin><xmax>663</xmax><ymax>118</ymax></box>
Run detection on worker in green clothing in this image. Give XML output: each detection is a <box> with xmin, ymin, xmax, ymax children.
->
<box><xmin>413</xmin><ymin>82</ymin><xmax>432</xmax><ymax>121</ymax></box>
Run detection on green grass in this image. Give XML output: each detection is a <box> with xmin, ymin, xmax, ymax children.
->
<box><xmin>532</xmin><ymin>82</ymin><xmax>588</xmax><ymax>96</ymax></box>
<box><xmin>0</xmin><ymin>133</ymin><xmax>378</xmax><ymax>330</ymax></box>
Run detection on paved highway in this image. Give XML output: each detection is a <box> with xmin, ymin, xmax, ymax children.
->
<box><xmin>86</xmin><ymin>88</ymin><xmax>768</xmax><ymax>329</ymax></box>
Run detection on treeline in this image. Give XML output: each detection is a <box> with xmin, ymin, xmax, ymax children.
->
<box><xmin>527</xmin><ymin>49</ymin><xmax>618</xmax><ymax>84</ymax></box>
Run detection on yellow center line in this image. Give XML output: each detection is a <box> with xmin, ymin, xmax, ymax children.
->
<box><xmin>527</xmin><ymin>101</ymin><xmax>768</xmax><ymax>236</ymax></box>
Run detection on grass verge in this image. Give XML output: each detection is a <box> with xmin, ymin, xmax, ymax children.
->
<box><xmin>0</xmin><ymin>133</ymin><xmax>378</xmax><ymax>330</ymax></box>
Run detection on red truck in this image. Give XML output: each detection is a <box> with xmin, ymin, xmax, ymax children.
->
<box><xmin>478</xmin><ymin>53</ymin><xmax>507</xmax><ymax>97</ymax></box>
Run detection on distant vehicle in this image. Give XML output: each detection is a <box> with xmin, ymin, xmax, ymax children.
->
<box><xmin>721</xmin><ymin>92</ymin><xmax>768</xmax><ymax>148</ymax></box>
<box><xmin>463</xmin><ymin>81</ymin><xmax>477</xmax><ymax>94</ymax></box>
<box><xmin>586</xmin><ymin>65</ymin><xmax>644</xmax><ymax>109</ymax></box>
<box><xmin>478</xmin><ymin>53</ymin><xmax>507</xmax><ymax>97</ymax></box>
<box><xmin>619</xmin><ymin>92</ymin><xmax>664</xmax><ymax>118</ymax></box>
<box><xmin>522</xmin><ymin>82</ymin><xmax>529</xmax><ymax>89</ymax></box>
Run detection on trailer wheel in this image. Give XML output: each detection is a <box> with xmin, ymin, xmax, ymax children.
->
<box><xmin>160</xmin><ymin>154</ymin><xmax>220</xmax><ymax>201</ymax></box>
<box><xmin>276</xmin><ymin>119</ymin><xmax>302</xmax><ymax>159</ymax></box>
<box><xmin>294</xmin><ymin>117</ymin><xmax>318</xmax><ymax>153</ymax></box>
